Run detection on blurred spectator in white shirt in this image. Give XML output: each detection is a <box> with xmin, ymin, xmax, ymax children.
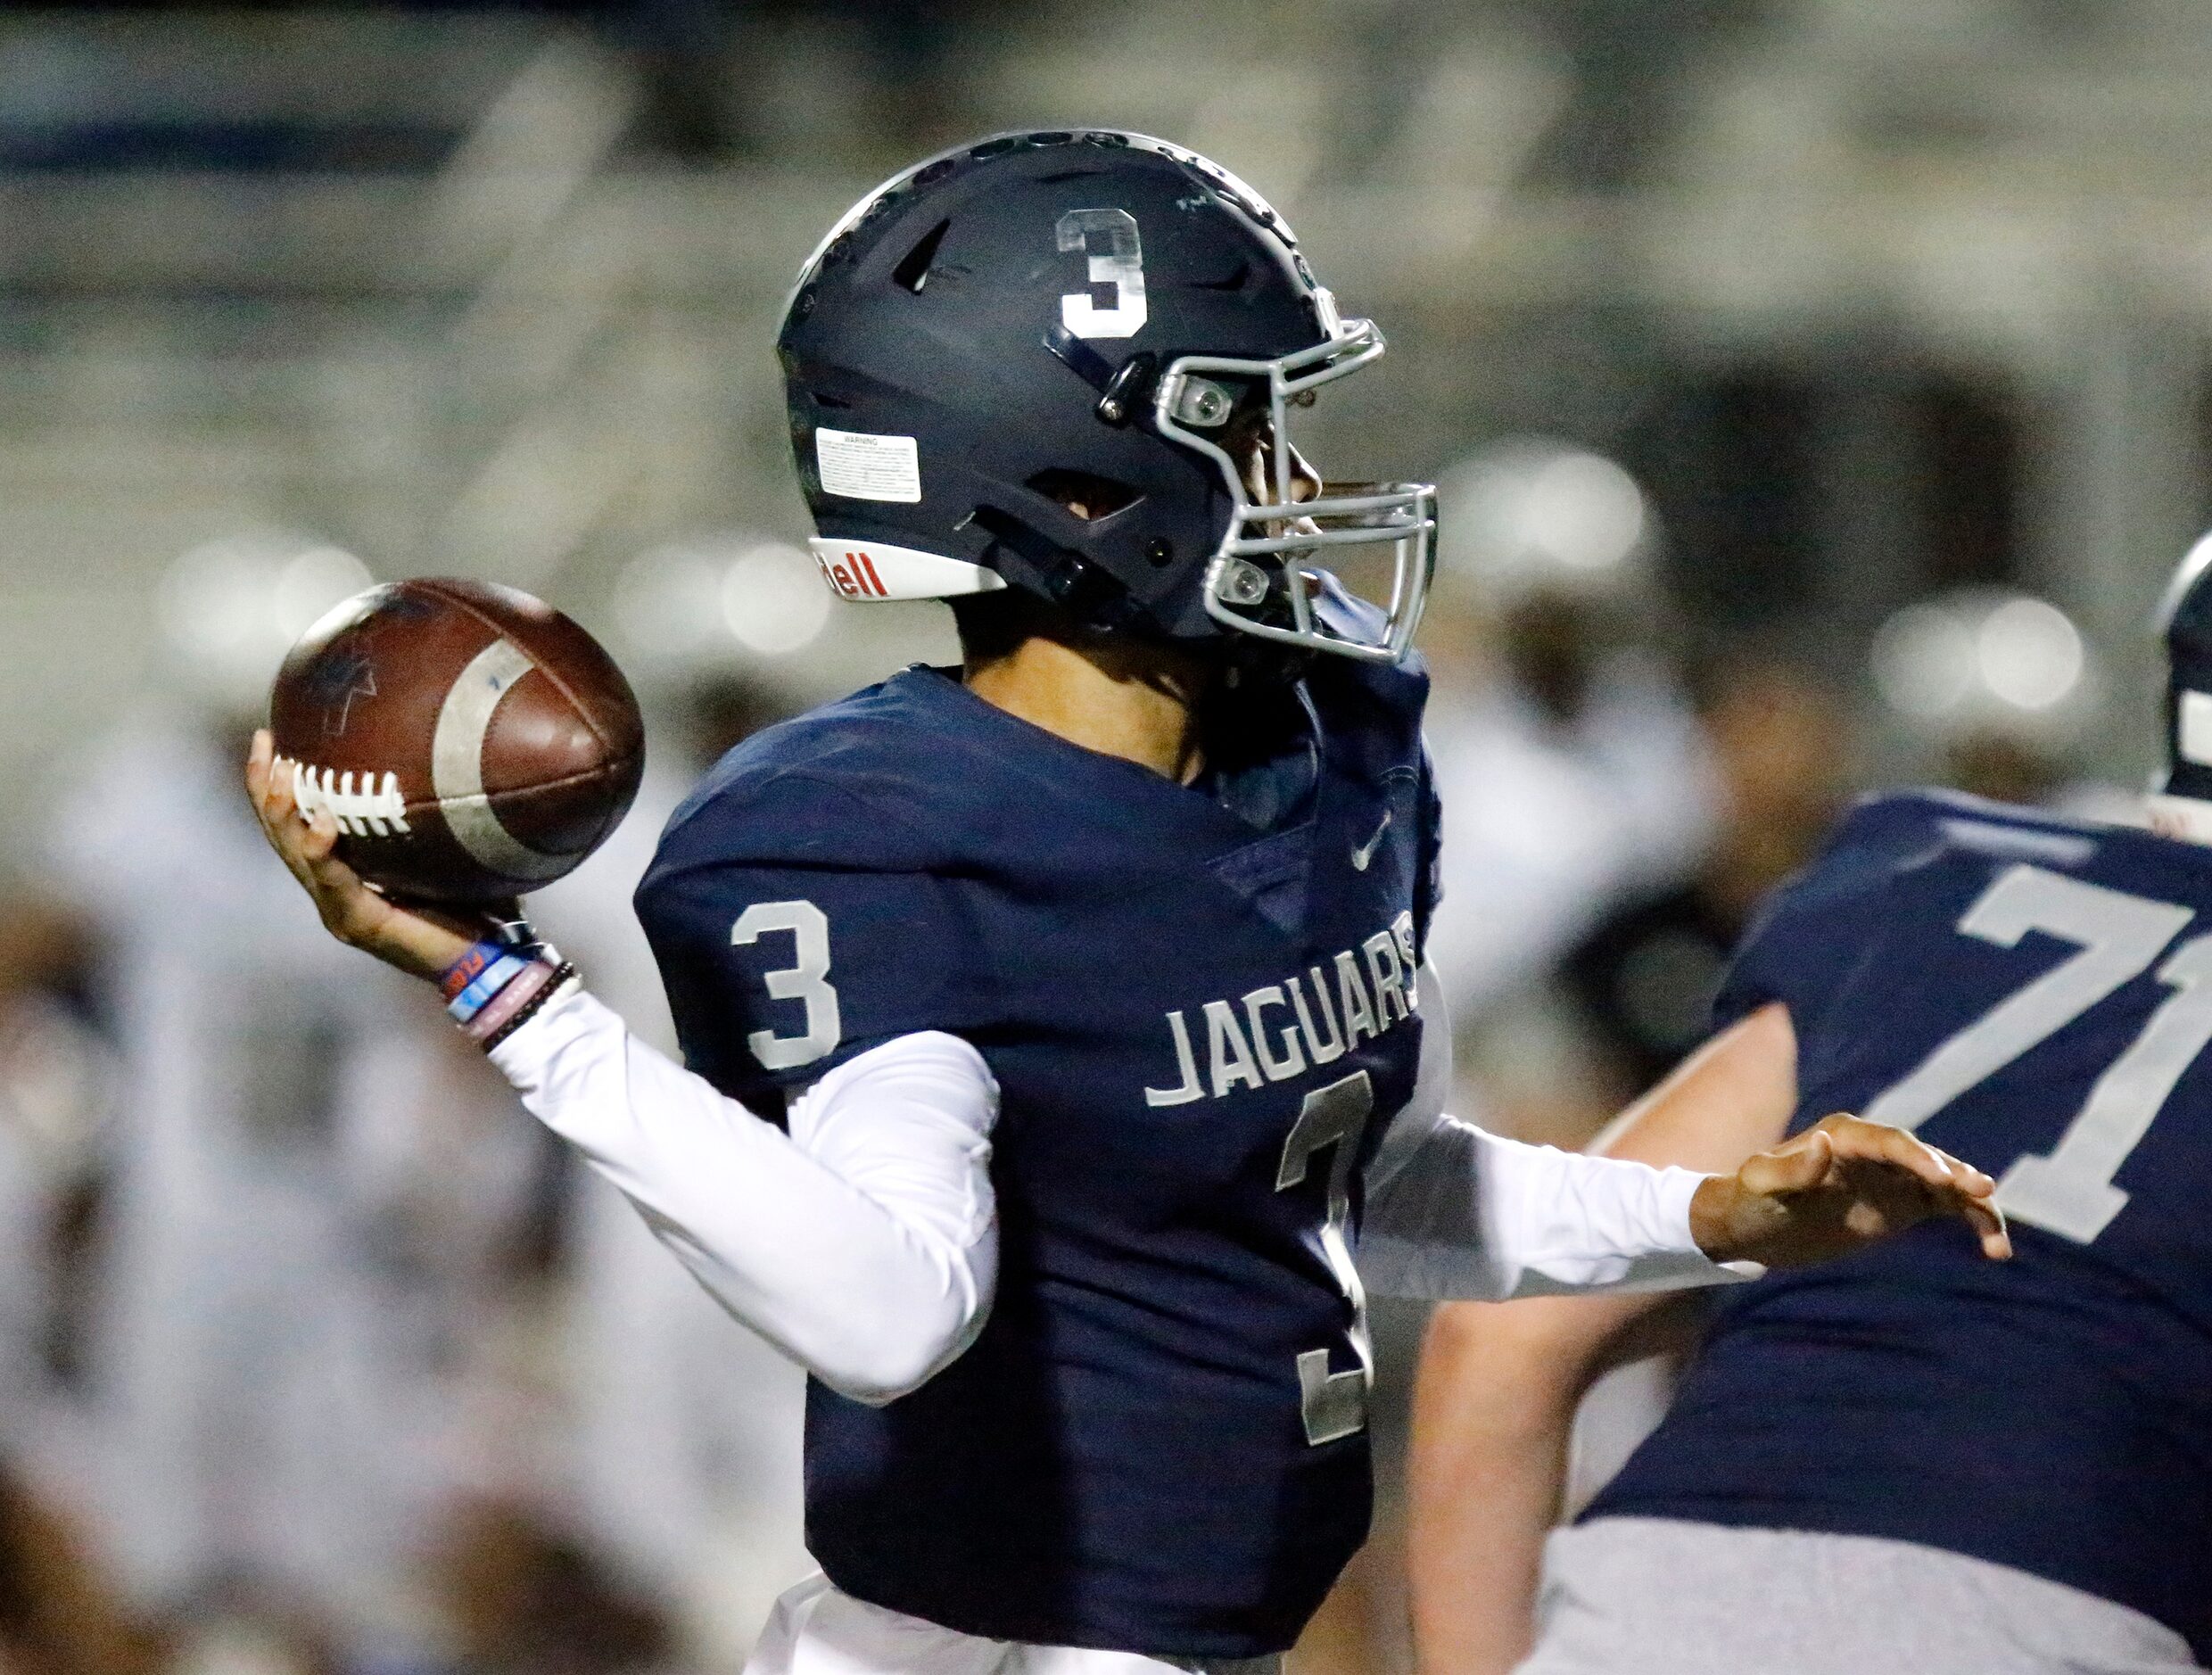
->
<box><xmin>1421</xmin><ymin>440</ymin><xmax>1718</xmax><ymax>1024</ymax></box>
<box><xmin>1417</xmin><ymin>441</ymin><xmax>1719</xmax><ymax>1145</ymax></box>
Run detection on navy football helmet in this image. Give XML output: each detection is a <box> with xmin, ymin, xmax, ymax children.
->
<box><xmin>2158</xmin><ymin>531</ymin><xmax>2212</xmax><ymax>811</ymax></box>
<box><xmin>777</xmin><ymin>129</ymin><xmax>1435</xmax><ymax>664</ymax></box>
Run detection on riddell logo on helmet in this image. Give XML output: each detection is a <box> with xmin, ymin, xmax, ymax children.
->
<box><xmin>803</xmin><ymin>535</ymin><xmax>1007</xmax><ymax>602</ymax></box>
<box><xmin>819</xmin><ymin>550</ymin><xmax>891</xmax><ymax>599</ymax></box>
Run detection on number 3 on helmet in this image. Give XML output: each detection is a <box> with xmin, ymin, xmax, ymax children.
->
<box><xmin>777</xmin><ymin>129</ymin><xmax>1437</xmax><ymax>665</ymax></box>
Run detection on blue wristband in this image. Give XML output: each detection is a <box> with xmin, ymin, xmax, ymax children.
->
<box><xmin>447</xmin><ymin>953</ymin><xmax>532</xmax><ymax>1025</ymax></box>
<box><xmin>441</xmin><ymin>939</ymin><xmax>511</xmax><ymax>1001</ymax></box>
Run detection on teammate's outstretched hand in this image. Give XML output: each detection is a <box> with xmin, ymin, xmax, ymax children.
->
<box><xmin>245</xmin><ymin>728</ymin><xmax>483</xmax><ymax>984</ymax></box>
<box><xmin>1689</xmin><ymin>1113</ymin><xmax>2011</xmax><ymax>1267</ymax></box>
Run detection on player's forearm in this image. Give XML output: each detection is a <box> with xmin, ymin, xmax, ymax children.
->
<box><xmin>491</xmin><ymin>986</ymin><xmax>997</xmax><ymax>1402</ymax></box>
<box><xmin>1407</xmin><ymin>1302</ymin><xmax>1590</xmax><ymax>1675</ymax></box>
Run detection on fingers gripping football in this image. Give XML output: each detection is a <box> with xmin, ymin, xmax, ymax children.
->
<box><xmin>1691</xmin><ymin>1113</ymin><xmax>2012</xmax><ymax>1268</ymax></box>
<box><xmin>246</xmin><ymin>729</ymin><xmax>475</xmax><ymax>984</ymax></box>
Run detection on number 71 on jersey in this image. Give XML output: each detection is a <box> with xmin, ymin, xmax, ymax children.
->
<box><xmin>1864</xmin><ymin>862</ymin><xmax>2212</xmax><ymax>1243</ymax></box>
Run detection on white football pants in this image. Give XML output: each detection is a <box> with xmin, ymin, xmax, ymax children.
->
<box><xmin>745</xmin><ymin>1575</ymin><xmax>1284</xmax><ymax>1675</ymax></box>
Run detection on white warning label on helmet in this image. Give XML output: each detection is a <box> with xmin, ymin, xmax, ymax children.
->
<box><xmin>814</xmin><ymin>427</ymin><xmax>922</xmax><ymax>503</ymax></box>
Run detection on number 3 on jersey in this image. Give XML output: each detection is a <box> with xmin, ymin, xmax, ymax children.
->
<box><xmin>732</xmin><ymin>900</ymin><xmax>842</xmax><ymax>1070</ymax></box>
<box><xmin>1278</xmin><ymin>1071</ymin><xmax>1374</xmax><ymax>1445</ymax></box>
<box><xmin>1863</xmin><ymin>863</ymin><xmax>2212</xmax><ymax>1242</ymax></box>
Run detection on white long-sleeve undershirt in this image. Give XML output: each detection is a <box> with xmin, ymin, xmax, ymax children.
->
<box><xmin>490</xmin><ymin>968</ymin><xmax>1743</xmax><ymax>1403</ymax></box>
<box><xmin>1358</xmin><ymin>965</ymin><xmax>1752</xmax><ymax>1300</ymax></box>
<box><xmin>492</xmin><ymin>986</ymin><xmax>997</xmax><ymax>1405</ymax></box>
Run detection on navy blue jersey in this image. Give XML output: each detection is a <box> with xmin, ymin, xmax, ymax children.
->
<box><xmin>634</xmin><ymin>652</ymin><xmax>1438</xmax><ymax>1658</ymax></box>
<box><xmin>1587</xmin><ymin>789</ymin><xmax>2212</xmax><ymax>1660</ymax></box>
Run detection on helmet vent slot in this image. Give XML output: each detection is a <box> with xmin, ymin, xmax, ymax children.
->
<box><xmin>891</xmin><ymin>219</ymin><xmax>953</xmax><ymax>293</ymax></box>
<box><xmin>1189</xmin><ymin>261</ymin><xmax>1250</xmax><ymax>293</ymax></box>
<box><xmin>1025</xmin><ymin>469</ymin><xmax>1143</xmax><ymax>521</ymax></box>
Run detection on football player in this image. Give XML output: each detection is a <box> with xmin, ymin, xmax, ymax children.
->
<box><xmin>1407</xmin><ymin>549</ymin><xmax>2212</xmax><ymax>1675</ymax></box>
<box><xmin>243</xmin><ymin>132</ymin><xmax>2002</xmax><ymax>1675</ymax></box>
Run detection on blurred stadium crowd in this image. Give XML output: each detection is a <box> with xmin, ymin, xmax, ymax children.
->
<box><xmin>1</xmin><ymin>1</ymin><xmax>2208</xmax><ymax>1672</ymax></box>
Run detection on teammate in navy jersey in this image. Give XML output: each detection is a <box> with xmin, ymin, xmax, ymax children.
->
<box><xmin>1408</xmin><ymin>546</ymin><xmax>2212</xmax><ymax>1675</ymax></box>
<box><xmin>242</xmin><ymin>132</ymin><xmax>2002</xmax><ymax>1675</ymax></box>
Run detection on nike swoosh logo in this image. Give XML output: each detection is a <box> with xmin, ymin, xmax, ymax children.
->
<box><xmin>1351</xmin><ymin>810</ymin><xmax>1391</xmax><ymax>871</ymax></box>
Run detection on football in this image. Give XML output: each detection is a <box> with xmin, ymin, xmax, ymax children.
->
<box><xmin>268</xmin><ymin>577</ymin><xmax>645</xmax><ymax>903</ymax></box>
